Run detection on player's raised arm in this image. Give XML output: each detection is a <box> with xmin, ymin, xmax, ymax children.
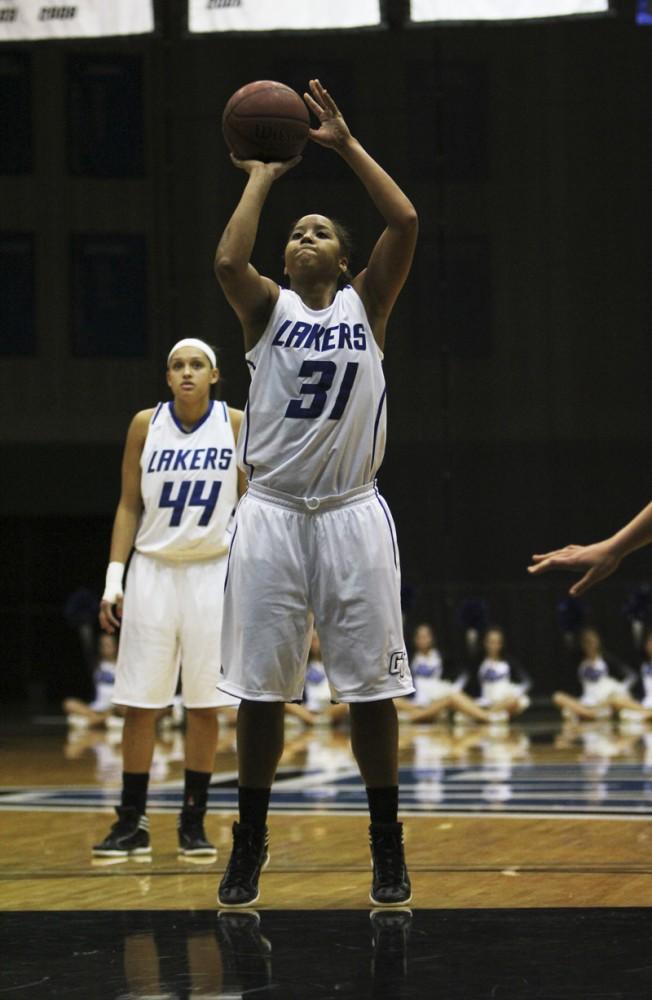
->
<box><xmin>98</xmin><ymin>410</ymin><xmax>150</xmax><ymax>633</ymax></box>
<box><xmin>528</xmin><ymin>500</ymin><xmax>652</xmax><ymax>595</ymax></box>
<box><xmin>214</xmin><ymin>155</ymin><xmax>301</xmax><ymax>350</ymax></box>
<box><xmin>304</xmin><ymin>79</ymin><xmax>418</xmax><ymax>348</ymax></box>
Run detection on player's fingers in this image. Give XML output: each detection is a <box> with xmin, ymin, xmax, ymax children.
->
<box><xmin>308</xmin><ymin>79</ymin><xmax>326</xmax><ymax>108</ymax></box>
<box><xmin>98</xmin><ymin>613</ymin><xmax>113</xmax><ymax>634</ymax></box>
<box><xmin>313</xmin><ymin>79</ymin><xmax>339</xmax><ymax>113</ymax></box>
<box><xmin>304</xmin><ymin>91</ymin><xmax>326</xmax><ymax>119</ymax></box>
<box><xmin>527</xmin><ymin>556</ymin><xmax>558</xmax><ymax>574</ymax></box>
<box><xmin>570</xmin><ymin>567</ymin><xmax>598</xmax><ymax>597</ymax></box>
<box><xmin>99</xmin><ymin>605</ymin><xmax>117</xmax><ymax>632</ymax></box>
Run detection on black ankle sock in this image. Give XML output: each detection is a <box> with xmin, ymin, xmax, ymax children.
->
<box><xmin>366</xmin><ymin>786</ymin><xmax>399</xmax><ymax>825</ymax></box>
<box><xmin>238</xmin><ymin>786</ymin><xmax>271</xmax><ymax>829</ymax></box>
<box><xmin>183</xmin><ymin>769</ymin><xmax>211</xmax><ymax>812</ymax></box>
<box><xmin>121</xmin><ymin>772</ymin><xmax>149</xmax><ymax>815</ymax></box>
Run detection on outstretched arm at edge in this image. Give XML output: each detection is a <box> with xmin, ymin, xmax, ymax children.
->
<box><xmin>528</xmin><ymin>500</ymin><xmax>652</xmax><ymax>596</ymax></box>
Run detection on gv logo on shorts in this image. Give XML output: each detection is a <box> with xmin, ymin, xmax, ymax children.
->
<box><xmin>388</xmin><ymin>650</ymin><xmax>408</xmax><ymax>680</ymax></box>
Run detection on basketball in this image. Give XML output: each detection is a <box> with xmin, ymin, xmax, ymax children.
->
<box><xmin>222</xmin><ymin>80</ymin><xmax>310</xmax><ymax>162</ymax></box>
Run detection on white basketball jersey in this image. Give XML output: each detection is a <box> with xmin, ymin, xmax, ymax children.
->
<box><xmin>238</xmin><ymin>286</ymin><xmax>387</xmax><ymax>498</ymax></box>
<box><xmin>135</xmin><ymin>400</ymin><xmax>237</xmax><ymax>560</ymax></box>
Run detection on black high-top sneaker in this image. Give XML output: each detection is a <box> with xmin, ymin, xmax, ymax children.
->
<box><xmin>177</xmin><ymin>806</ymin><xmax>217</xmax><ymax>857</ymax></box>
<box><xmin>218</xmin><ymin>822</ymin><xmax>270</xmax><ymax>907</ymax></box>
<box><xmin>92</xmin><ymin>807</ymin><xmax>151</xmax><ymax>857</ymax></box>
<box><xmin>369</xmin><ymin>821</ymin><xmax>412</xmax><ymax>906</ymax></box>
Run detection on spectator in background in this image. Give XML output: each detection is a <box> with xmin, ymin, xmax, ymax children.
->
<box><xmin>614</xmin><ymin>629</ymin><xmax>652</xmax><ymax>723</ymax></box>
<box><xmin>396</xmin><ymin>623</ymin><xmax>466</xmax><ymax>721</ymax></box>
<box><xmin>473</xmin><ymin>627</ymin><xmax>531</xmax><ymax>720</ymax></box>
<box><xmin>553</xmin><ymin>626</ymin><xmax>642</xmax><ymax>721</ymax></box>
<box><xmin>63</xmin><ymin>633</ymin><xmax>124</xmax><ymax>729</ymax></box>
<box><xmin>400</xmin><ymin>628</ymin><xmax>530</xmax><ymax>723</ymax></box>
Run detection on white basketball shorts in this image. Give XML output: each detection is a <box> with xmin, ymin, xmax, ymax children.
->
<box><xmin>113</xmin><ymin>551</ymin><xmax>237</xmax><ymax>709</ymax></box>
<box><xmin>219</xmin><ymin>482</ymin><xmax>414</xmax><ymax>703</ymax></box>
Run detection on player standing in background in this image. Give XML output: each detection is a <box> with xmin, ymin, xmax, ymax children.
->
<box><xmin>214</xmin><ymin>79</ymin><xmax>418</xmax><ymax>907</ymax></box>
<box><xmin>94</xmin><ymin>339</ymin><xmax>244</xmax><ymax>859</ymax></box>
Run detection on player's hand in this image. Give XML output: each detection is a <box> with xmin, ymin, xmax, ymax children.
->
<box><xmin>230</xmin><ymin>153</ymin><xmax>302</xmax><ymax>181</ymax></box>
<box><xmin>99</xmin><ymin>595</ymin><xmax>123</xmax><ymax>633</ymax></box>
<box><xmin>304</xmin><ymin>79</ymin><xmax>352</xmax><ymax>151</ymax></box>
<box><xmin>527</xmin><ymin>540</ymin><xmax>622</xmax><ymax>596</ymax></box>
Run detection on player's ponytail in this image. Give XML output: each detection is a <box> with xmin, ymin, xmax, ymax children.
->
<box><xmin>330</xmin><ymin>218</ymin><xmax>354</xmax><ymax>287</ymax></box>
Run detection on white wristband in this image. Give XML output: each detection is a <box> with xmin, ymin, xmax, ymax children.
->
<box><xmin>102</xmin><ymin>561</ymin><xmax>125</xmax><ymax>604</ymax></box>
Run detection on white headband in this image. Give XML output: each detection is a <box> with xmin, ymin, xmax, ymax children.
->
<box><xmin>167</xmin><ymin>338</ymin><xmax>217</xmax><ymax>369</ymax></box>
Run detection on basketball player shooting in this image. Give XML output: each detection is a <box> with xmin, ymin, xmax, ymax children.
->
<box><xmin>214</xmin><ymin>79</ymin><xmax>418</xmax><ymax>907</ymax></box>
<box><xmin>529</xmin><ymin>500</ymin><xmax>652</xmax><ymax>595</ymax></box>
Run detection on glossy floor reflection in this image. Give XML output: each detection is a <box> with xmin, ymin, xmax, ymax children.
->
<box><xmin>2</xmin><ymin>907</ymin><xmax>652</xmax><ymax>999</ymax></box>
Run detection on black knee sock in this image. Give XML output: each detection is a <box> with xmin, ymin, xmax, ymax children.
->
<box><xmin>183</xmin><ymin>769</ymin><xmax>211</xmax><ymax>812</ymax></box>
<box><xmin>366</xmin><ymin>786</ymin><xmax>399</xmax><ymax>825</ymax></box>
<box><xmin>238</xmin><ymin>786</ymin><xmax>271</xmax><ymax>829</ymax></box>
<box><xmin>121</xmin><ymin>772</ymin><xmax>149</xmax><ymax>815</ymax></box>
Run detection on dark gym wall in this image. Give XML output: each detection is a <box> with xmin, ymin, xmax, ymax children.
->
<box><xmin>1</xmin><ymin>5</ymin><xmax>651</xmax><ymax>700</ymax></box>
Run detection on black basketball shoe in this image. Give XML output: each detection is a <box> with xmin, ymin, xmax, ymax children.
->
<box><xmin>369</xmin><ymin>821</ymin><xmax>412</xmax><ymax>906</ymax></box>
<box><xmin>218</xmin><ymin>822</ymin><xmax>270</xmax><ymax>908</ymax></box>
<box><xmin>177</xmin><ymin>806</ymin><xmax>217</xmax><ymax>858</ymax></box>
<box><xmin>92</xmin><ymin>807</ymin><xmax>151</xmax><ymax>857</ymax></box>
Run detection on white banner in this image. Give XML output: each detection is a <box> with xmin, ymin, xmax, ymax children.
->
<box><xmin>410</xmin><ymin>0</ymin><xmax>608</xmax><ymax>21</ymax></box>
<box><xmin>188</xmin><ymin>0</ymin><xmax>381</xmax><ymax>33</ymax></box>
<box><xmin>0</xmin><ymin>1</ymin><xmax>154</xmax><ymax>40</ymax></box>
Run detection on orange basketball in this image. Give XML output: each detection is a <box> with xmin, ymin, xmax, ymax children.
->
<box><xmin>222</xmin><ymin>80</ymin><xmax>310</xmax><ymax>162</ymax></box>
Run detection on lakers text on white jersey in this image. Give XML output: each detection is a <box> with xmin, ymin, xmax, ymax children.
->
<box><xmin>239</xmin><ymin>286</ymin><xmax>387</xmax><ymax>498</ymax></box>
<box><xmin>136</xmin><ymin>400</ymin><xmax>237</xmax><ymax>560</ymax></box>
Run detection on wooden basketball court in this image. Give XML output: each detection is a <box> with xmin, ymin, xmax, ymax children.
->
<box><xmin>3</xmin><ymin>714</ymin><xmax>652</xmax><ymax>996</ymax></box>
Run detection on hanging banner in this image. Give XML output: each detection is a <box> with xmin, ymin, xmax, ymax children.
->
<box><xmin>0</xmin><ymin>1</ymin><xmax>154</xmax><ymax>41</ymax></box>
<box><xmin>637</xmin><ymin>0</ymin><xmax>652</xmax><ymax>25</ymax></box>
<box><xmin>410</xmin><ymin>0</ymin><xmax>609</xmax><ymax>22</ymax></box>
<box><xmin>188</xmin><ymin>0</ymin><xmax>381</xmax><ymax>33</ymax></box>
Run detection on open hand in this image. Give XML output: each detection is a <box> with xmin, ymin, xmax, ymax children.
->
<box><xmin>527</xmin><ymin>540</ymin><xmax>622</xmax><ymax>596</ymax></box>
<box><xmin>303</xmin><ymin>78</ymin><xmax>352</xmax><ymax>150</ymax></box>
<box><xmin>230</xmin><ymin>152</ymin><xmax>301</xmax><ymax>181</ymax></box>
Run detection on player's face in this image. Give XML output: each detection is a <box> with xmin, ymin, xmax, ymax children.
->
<box><xmin>167</xmin><ymin>349</ymin><xmax>218</xmax><ymax>399</ymax></box>
<box><xmin>484</xmin><ymin>630</ymin><xmax>504</xmax><ymax>659</ymax></box>
<box><xmin>284</xmin><ymin>215</ymin><xmax>347</xmax><ymax>284</ymax></box>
